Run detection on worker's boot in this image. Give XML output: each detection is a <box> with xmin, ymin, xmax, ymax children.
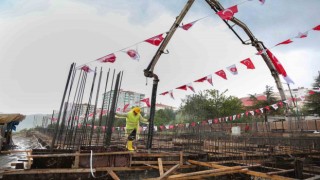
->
<box><xmin>127</xmin><ymin>140</ymin><xmax>135</xmax><ymax>151</ymax></box>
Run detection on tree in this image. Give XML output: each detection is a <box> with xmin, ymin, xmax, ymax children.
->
<box><xmin>154</xmin><ymin>108</ymin><xmax>176</xmax><ymax>126</ymax></box>
<box><xmin>304</xmin><ymin>73</ymin><xmax>320</xmax><ymax>115</ymax></box>
<box><xmin>179</xmin><ymin>89</ymin><xmax>243</xmax><ymax>123</ymax></box>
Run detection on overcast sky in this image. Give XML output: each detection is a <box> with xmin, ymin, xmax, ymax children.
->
<box><xmin>0</xmin><ymin>0</ymin><xmax>319</xmax><ymax>115</ymax></box>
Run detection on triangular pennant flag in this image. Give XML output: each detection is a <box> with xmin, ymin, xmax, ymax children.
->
<box><xmin>141</xmin><ymin>98</ymin><xmax>151</xmax><ymax>107</ymax></box>
<box><xmin>187</xmin><ymin>83</ymin><xmax>195</xmax><ymax>92</ymax></box>
<box><xmin>241</xmin><ymin>113</ymin><xmax>244</xmax><ymax>117</ymax></box>
<box><xmin>278</xmin><ymin>101</ymin><xmax>284</xmax><ymax>107</ymax></box>
<box><xmin>216</xmin><ymin>5</ymin><xmax>238</xmax><ymax>20</ymax></box>
<box><xmin>126</xmin><ymin>49</ymin><xmax>140</xmax><ymax>61</ymax></box>
<box><xmin>275</xmin><ymin>39</ymin><xmax>293</xmax><ymax>46</ymax></box>
<box><xmin>181</xmin><ymin>20</ymin><xmax>198</xmax><ymax>31</ymax></box>
<box><xmin>271</xmin><ymin>104</ymin><xmax>278</xmax><ymax>110</ymax></box>
<box><xmin>176</xmin><ymin>85</ymin><xmax>187</xmax><ymax>91</ymax></box>
<box><xmin>249</xmin><ymin>111</ymin><xmax>255</xmax><ymax>116</ymax></box>
<box><xmin>237</xmin><ymin>114</ymin><xmax>241</xmax><ymax>119</ymax></box>
<box><xmin>160</xmin><ymin>91</ymin><xmax>169</xmax><ymax>96</ymax></box>
<box><xmin>233</xmin><ymin>115</ymin><xmax>236</xmax><ymax>120</ymax></box>
<box><xmin>283</xmin><ymin>100</ymin><xmax>289</xmax><ymax>104</ymax></box>
<box><xmin>80</xmin><ymin>65</ymin><xmax>94</xmax><ymax>73</ymax></box>
<box><xmin>214</xmin><ymin>119</ymin><xmax>219</xmax><ymax>124</ymax></box>
<box><xmin>144</xmin><ymin>33</ymin><xmax>164</xmax><ymax>46</ymax></box>
<box><xmin>207</xmin><ymin>75</ymin><xmax>213</xmax><ymax>86</ymax></box>
<box><xmin>295</xmin><ymin>32</ymin><xmax>308</xmax><ymax>38</ymax></box>
<box><xmin>208</xmin><ymin>119</ymin><xmax>213</xmax><ymax>125</ymax></box>
<box><xmin>191</xmin><ymin>122</ymin><xmax>196</xmax><ymax>127</ymax></box>
<box><xmin>225</xmin><ymin>117</ymin><xmax>228</xmax><ymax>121</ymax></box>
<box><xmin>97</xmin><ymin>53</ymin><xmax>116</xmax><ymax>63</ymax></box>
<box><xmin>226</xmin><ymin>64</ymin><xmax>238</xmax><ymax>75</ymax></box>
<box><xmin>194</xmin><ymin>76</ymin><xmax>207</xmax><ymax>82</ymax></box>
<box><xmin>186</xmin><ymin>123</ymin><xmax>190</xmax><ymax>128</ymax></box>
<box><xmin>215</xmin><ymin>70</ymin><xmax>227</xmax><ymax>80</ymax></box>
<box><xmin>259</xmin><ymin>108</ymin><xmax>264</xmax><ymax>113</ymax></box>
<box><xmin>165</xmin><ymin>125</ymin><xmax>169</xmax><ymax>129</ymax></box>
<box><xmin>123</xmin><ymin>104</ymin><xmax>130</xmax><ymax>112</ymax></box>
<box><xmin>154</xmin><ymin>126</ymin><xmax>158</xmax><ymax>131</ymax></box>
<box><xmin>313</xmin><ymin>25</ymin><xmax>320</xmax><ymax>31</ymax></box>
<box><xmin>266</xmin><ymin>49</ymin><xmax>294</xmax><ymax>84</ymax></box>
<box><xmin>169</xmin><ymin>90</ymin><xmax>174</xmax><ymax>99</ymax></box>
<box><xmin>265</xmin><ymin>106</ymin><xmax>270</xmax><ymax>111</ymax></box>
<box><xmin>240</xmin><ymin>58</ymin><xmax>255</xmax><ymax>69</ymax></box>
<box><xmin>259</xmin><ymin>0</ymin><xmax>266</xmax><ymax>5</ymax></box>
<box><xmin>218</xmin><ymin>118</ymin><xmax>221</xmax><ymax>122</ymax></box>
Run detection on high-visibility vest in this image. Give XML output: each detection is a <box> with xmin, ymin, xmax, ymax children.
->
<box><xmin>126</xmin><ymin>110</ymin><xmax>140</xmax><ymax>130</ymax></box>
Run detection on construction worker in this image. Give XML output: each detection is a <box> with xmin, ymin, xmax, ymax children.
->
<box><xmin>115</xmin><ymin>107</ymin><xmax>149</xmax><ymax>151</ymax></box>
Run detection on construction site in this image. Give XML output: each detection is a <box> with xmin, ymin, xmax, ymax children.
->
<box><xmin>1</xmin><ymin>0</ymin><xmax>320</xmax><ymax>179</ymax></box>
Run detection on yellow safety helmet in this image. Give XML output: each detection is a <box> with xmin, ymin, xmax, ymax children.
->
<box><xmin>133</xmin><ymin>107</ymin><xmax>141</xmax><ymax>114</ymax></box>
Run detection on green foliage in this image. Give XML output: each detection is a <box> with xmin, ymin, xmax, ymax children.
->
<box><xmin>179</xmin><ymin>89</ymin><xmax>243</xmax><ymax>123</ymax></box>
<box><xmin>304</xmin><ymin>73</ymin><xmax>320</xmax><ymax>115</ymax></box>
<box><xmin>154</xmin><ymin>108</ymin><xmax>176</xmax><ymax>126</ymax></box>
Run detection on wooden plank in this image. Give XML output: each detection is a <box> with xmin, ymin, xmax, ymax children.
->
<box><xmin>159</xmin><ymin>164</ymin><xmax>180</xmax><ymax>180</ymax></box>
<box><xmin>179</xmin><ymin>151</ymin><xmax>183</xmax><ymax>165</ymax></box>
<box><xmin>106</xmin><ymin>168</ymin><xmax>120</xmax><ymax>180</ymax></box>
<box><xmin>168</xmin><ymin>166</ymin><xmax>248</xmax><ymax>179</ymax></box>
<box><xmin>158</xmin><ymin>158</ymin><xmax>164</xmax><ymax>176</ymax></box>
<box><xmin>3</xmin><ymin>168</ymin><xmax>95</xmax><ymax>175</ymax></box>
<box><xmin>132</xmin><ymin>153</ymin><xmax>180</xmax><ymax>158</ymax></box>
<box><xmin>72</xmin><ymin>151</ymin><xmax>80</xmax><ymax>168</ymax></box>
<box><xmin>172</xmin><ymin>169</ymin><xmax>247</xmax><ymax>180</ymax></box>
<box><xmin>131</xmin><ymin>161</ymin><xmax>180</xmax><ymax>165</ymax></box>
<box><xmin>27</xmin><ymin>151</ymin><xmax>134</xmax><ymax>158</ymax></box>
<box><xmin>267</xmin><ymin>169</ymin><xmax>294</xmax><ymax>175</ymax></box>
<box><xmin>188</xmin><ymin>160</ymin><xmax>293</xmax><ymax>180</ymax></box>
<box><xmin>1</xmin><ymin>150</ymin><xmax>32</xmax><ymax>154</ymax></box>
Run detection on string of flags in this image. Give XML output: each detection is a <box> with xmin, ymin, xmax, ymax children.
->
<box><xmin>61</xmin><ymin>99</ymin><xmax>288</xmax><ymax>132</ymax></box>
<box><xmin>76</xmin><ymin>0</ymin><xmax>270</xmax><ymax>72</ymax></box>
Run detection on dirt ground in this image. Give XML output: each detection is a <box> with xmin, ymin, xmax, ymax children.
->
<box><xmin>0</xmin><ymin>132</ymin><xmax>44</xmax><ymax>169</ymax></box>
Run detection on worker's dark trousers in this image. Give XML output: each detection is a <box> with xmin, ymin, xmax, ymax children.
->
<box><xmin>128</xmin><ymin>129</ymin><xmax>137</xmax><ymax>141</ymax></box>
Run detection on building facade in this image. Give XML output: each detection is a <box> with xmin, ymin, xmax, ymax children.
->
<box><xmin>103</xmin><ymin>89</ymin><xmax>145</xmax><ymax>112</ymax></box>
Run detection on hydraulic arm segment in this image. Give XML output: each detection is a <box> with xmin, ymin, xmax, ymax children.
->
<box><xmin>144</xmin><ymin>0</ymin><xmax>287</xmax><ymax>150</ymax></box>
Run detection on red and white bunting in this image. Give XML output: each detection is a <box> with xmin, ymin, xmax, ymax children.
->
<box><xmin>181</xmin><ymin>20</ymin><xmax>198</xmax><ymax>31</ymax></box>
<box><xmin>80</xmin><ymin>65</ymin><xmax>94</xmax><ymax>73</ymax></box>
<box><xmin>295</xmin><ymin>32</ymin><xmax>308</xmax><ymax>38</ymax></box>
<box><xmin>215</xmin><ymin>70</ymin><xmax>227</xmax><ymax>80</ymax></box>
<box><xmin>271</xmin><ymin>104</ymin><xmax>278</xmax><ymax>110</ymax></box>
<box><xmin>176</xmin><ymin>85</ymin><xmax>187</xmax><ymax>91</ymax></box>
<box><xmin>123</xmin><ymin>104</ymin><xmax>130</xmax><ymax>112</ymax></box>
<box><xmin>169</xmin><ymin>90</ymin><xmax>174</xmax><ymax>99</ymax></box>
<box><xmin>141</xmin><ymin>98</ymin><xmax>151</xmax><ymax>107</ymax></box>
<box><xmin>240</xmin><ymin>58</ymin><xmax>255</xmax><ymax>69</ymax></box>
<box><xmin>266</xmin><ymin>49</ymin><xmax>294</xmax><ymax>84</ymax></box>
<box><xmin>249</xmin><ymin>111</ymin><xmax>254</xmax><ymax>116</ymax></box>
<box><xmin>259</xmin><ymin>0</ymin><xmax>266</xmax><ymax>5</ymax></box>
<box><xmin>216</xmin><ymin>5</ymin><xmax>238</xmax><ymax>20</ymax></box>
<box><xmin>226</xmin><ymin>64</ymin><xmax>238</xmax><ymax>75</ymax></box>
<box><xmin>126</xmin><ymin>49</ymin><xmax>140</xmax><ymax>61</ymax></box>
<box><xmin>275</xmin><ymin>39</ymin><xmax>293</xmax><ymax>46</ymax></box>
<box><xmin>97</xmin><ymin>53</ymin><xmax>116</xmax><ymax>63</ymax></box>
<box><xmin>194</xmin><ymin>75</ymin><xmax>213</xmax><ymax>86</ymax></box>
<box><xmin>160</xmin><ymin>91</ymin><xmax>169</xmax><ymax>96</ymax></box>
<box><xmin>265</xmin><ymin>106</ymin><xmax>270</xmax><ymax>111</ymax></box>
<box><xmin>187</xmin><ymin>83</ymin><xmax>195</xmax><ymax>92</ymax></box>
<box><xmin>259</xmin><ymin>108</ymin><xmax>264</xmax><ymax>113</ymax></box>
<box><xmin>144</xmin><ymin>33</ymin><xmax>165</xmax><ymax>46</ymax></box>
<box><xmin>313</xmin><ymin>25</ymin><xmax>320</xmax><ymax>31</ymax></box>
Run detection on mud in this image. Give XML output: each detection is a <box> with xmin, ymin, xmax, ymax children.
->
<box><xmin>0</xmin><ymin>132</ymin><xmax>44</xmax><ymax>169</ymax></box>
